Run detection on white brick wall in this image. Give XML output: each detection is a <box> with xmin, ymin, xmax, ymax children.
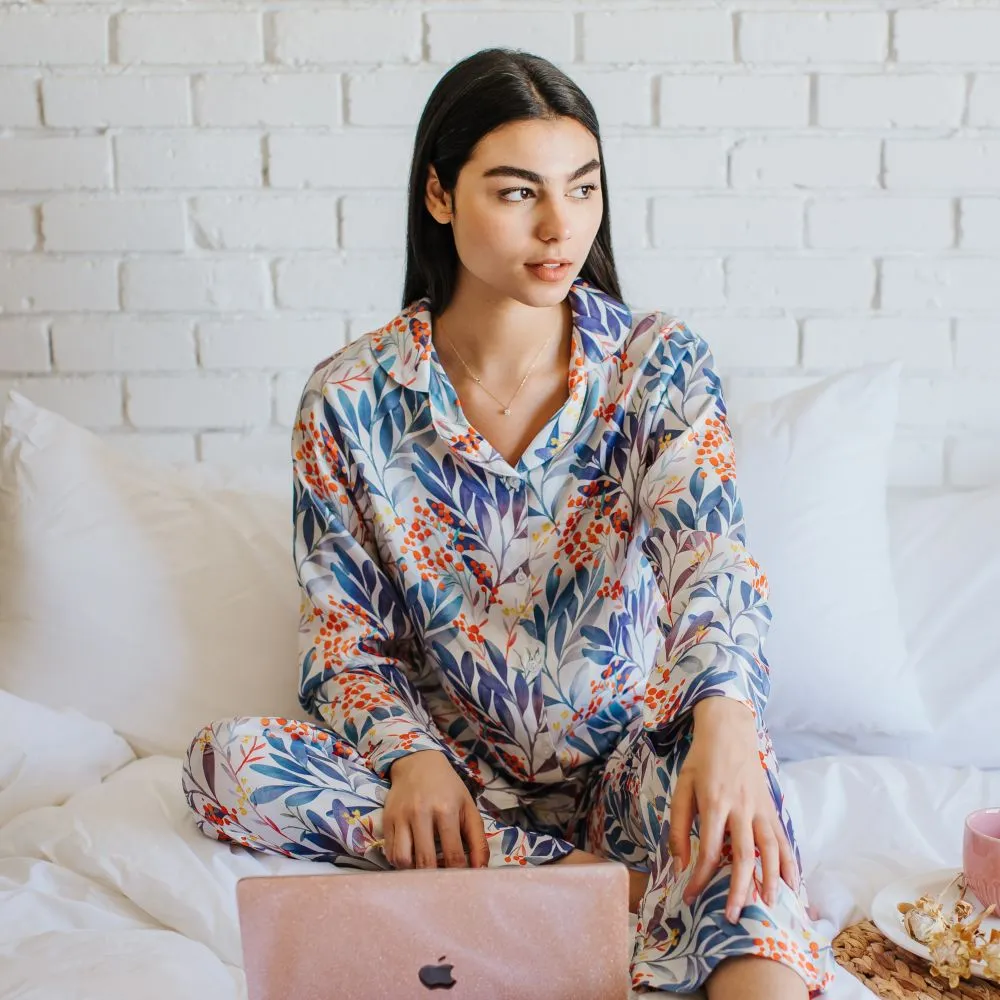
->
<box><xmin>117</xmin><ymin>13</ymin><xmax>263</xmax><ymax>66</ymax></box>
<box><xmin>0</xmin><ymin>0</ymin><xmax>998</xmax><ymax>488</ymax></box>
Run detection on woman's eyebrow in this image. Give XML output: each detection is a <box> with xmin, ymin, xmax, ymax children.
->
<box><xmin>481</xmin><ymin>159</ymin><xmax>601</xmax><ymax>184</ymax></box>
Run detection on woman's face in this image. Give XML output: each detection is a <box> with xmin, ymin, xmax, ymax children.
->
<box><xmin>425</xmin><ymin>116</ymin><xmax>604</xmax><ymax>307</ymax></box>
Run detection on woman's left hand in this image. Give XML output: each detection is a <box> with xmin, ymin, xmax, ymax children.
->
<box><xmin>667</xmin><ymin>697</ymin><xmax>799</xmax><ymax>923</ymax></box>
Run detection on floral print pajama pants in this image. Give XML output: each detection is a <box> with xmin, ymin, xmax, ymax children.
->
<box><xmin>182</xmin><ymin>710</ymin><xmax>836</xmax><ymax>995</ymax></box>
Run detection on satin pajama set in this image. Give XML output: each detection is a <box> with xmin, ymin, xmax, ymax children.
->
<box><xmin>182</xmin><ymin>277</ymin><xmax>836</xmax><ymax>995</ymax></box>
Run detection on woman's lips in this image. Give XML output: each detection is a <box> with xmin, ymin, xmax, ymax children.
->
<box><xmin>525</xmin><ymin>262</ymin><xmax>572</xmax><ymax>282</ymax></box>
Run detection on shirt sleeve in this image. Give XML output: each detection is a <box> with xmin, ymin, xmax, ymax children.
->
<box><xmin>292</xmin><ymin>371</ymin><xmax>476</xmax><ymax>786</ymax></box>
<box><xmin>635</xmin><ymin>323</ymin><xmax>771</xmax><ymax>732</ymax></box>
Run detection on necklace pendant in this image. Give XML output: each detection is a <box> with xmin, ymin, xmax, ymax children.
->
<box><xmin>503</xmin><ymin>408</ymin><xmax>511</xmax><ymax>416</ymax></box>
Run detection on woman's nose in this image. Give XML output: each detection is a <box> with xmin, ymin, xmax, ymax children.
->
<box><xmin>536</xmin><ymin>199</ymin><xmax>572</xmax><ymax>243</ymax></box>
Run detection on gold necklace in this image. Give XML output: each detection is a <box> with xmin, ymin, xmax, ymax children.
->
<box><xmin>436</xmin><ymin>325</ymin><xmax>559</xmax><ymax>416</ymax></box>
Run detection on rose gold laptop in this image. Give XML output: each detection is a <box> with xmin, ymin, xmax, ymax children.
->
<box><xmin>236</xmin><ymin>862</ymin><xmax>631</xmax><ymax>999</ymax></box>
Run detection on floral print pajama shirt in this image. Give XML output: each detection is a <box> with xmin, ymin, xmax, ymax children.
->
<box><xmin>182</xmin><ymin>276</ymin><xmax>836</xmax><ymax>995</ymax></box>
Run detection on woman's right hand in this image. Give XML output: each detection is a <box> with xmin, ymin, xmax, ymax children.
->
<box><xmin>383</xmin><ymin>749</ymin><xmax>490</xmax><ymax>870</ymax></box>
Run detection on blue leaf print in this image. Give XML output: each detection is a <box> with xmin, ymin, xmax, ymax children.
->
<box><xmin>608</xmin><ymin>614</ymin><xmax>620</xmax><ymax>642</ymax></box>
<box><xmin>501</xmin><ymin>826</ymin><xmax>518</xmax><ymax>855</ymax></box>
<box><xmin>252</xmin><ymin>763</ymin><xmax>313</xmax><ymax>785</ymax></box>
<box><xmin>459</xmin><ymin>651</ymin><xmax>475</xmax><ymax>687</ymax></box>
<box><xmin>544</xmin><ymin>566</ymin><xmax>559</xmax><ymax>610</ymax></box>
<box><xmin>690</xmin><ymin>468</ymin><xmax>705</xmax><ymax>505</ymax></box>
<box><xmin>621</xmin><ymin>625</ymin><xmax>634</xmax><ymax>660</ymax></box>
<box><xmin>475</xmin><ymin>675</ymin><xmax>495</xmax><ymax>714</ymax></box>
<box><xmin>697</xmin><ymin>484</ymin><xmax>723</xmax><ymax>522</ymax></box>
<box><xmin>357</xmin><ymin>391</ymin><xmax>372</xmax><ymax>430</ymax></box>
<box><xmin>378</xmin><ymin>413</ymin><xmax>394</xmax><ymax>459</ymax></box>
<box><xmin>250</xmin><ymin>784</ymin><xmax>299</xmax><ymax>805</ymax></box>
<box><xmin>611</xmin><ymin>437</ymin><xmax>628</xmax><ymax>478</ymax></box>
<box><xmin>495</xmin><ymin>479</ymin><xmax>510</xmax><ymax>517</ymax></box>
<box><xmin>376</xmin><ymin>583</ymin><xmax>397</xmax><ymax>624</ymax></box>
<box><xmin>390</xmin><ymin>479</ymin><xmax>412</xmax><ymax>510</ymax></box>
<box><xmin>304</xmin><ymin>807</ymin><xmax>340</xmax><ymax>841</ymax></box>
<box><xmin>301</xmin><ymin>500</ymin><xmax>316</xmax><ymax>553</ymax></box>
<box><xmin>335</xmin><ymin>388</ymin><xmax>359</xmax><ymax>437</ymax></box>
<box><xmin>661</xmin><ymin>509</ymin><xmax>683</xmax><ymax>533</ymax></box>
<box><xmin>391</xmin><ymin>396</ymin><xmax>407</xmax><ymax>434</ymax></box>
<box><xmin>427</xmin><ymin>593</ymin><xmax>462</xmax><ymax>631</ymax></box>
<box><xmin>494</xmin><ymin>694</ymin><xmax>516</xmax><ymax>735</ymax></box>
<box><xmin>513</xmin><ymin>670</ymin><xmax>530</xmax><ymax>713</ymax></box>
<box><xmin>288</xmin><ymin>736</ymin><xmax>310</xmax><ymax>765</ymax></box>
<box><xmin>554</xmin><ymin>615</ymin><xmax>568</xmax><ymax>657</ymax></box>
<box><xmin>457</xmin><ymin>467</ymin><xmax>493</xmax><ymax>503</ymax></box>
<box><xmin>483</xmin><ymin>645</ymin><xmax>511</xmax><ymax>685</ymax></box>
<box><xmin>583</xmin><ymin>647</ymin><xmax>614</xmax><ymax>667</ymax></box>
<box><xmin>285</xmin><ymin>788</ymin><xmax>324</xmax><ymax>808</ymax></box>
<box><xmin>676</xmin><ymin>498</ymin><xmax>696</xmax><ymax>530</ymax></box>
<box><xmin>468</xmin><ymin>496</ymin><xmax>486</xmax><ymax>538</ymax></box>
<box><xmin>532</xmin><ymin>605</ymin><xmax>546</xmax><ymax>642</ymax></box>
<box><xmin>608</xmin><ymin>698</ymin><xmax>631</xmax><ymax>725</ymax></box>
<box><xmin>550</xmin><ymin>579</ymin><xmax>577</xmax><ymax>622</ymax></box>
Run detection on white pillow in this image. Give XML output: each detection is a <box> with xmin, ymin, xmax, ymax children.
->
<box><xmin>0</xmin><ymin>391</ymin><xmax>304</xmax><ymax>757</ymax></box>
<box><xmin>728</xmin><ymin>363</ymin><xmax>931</xmax><ymax>743</ymax></box>
<box><xmin>776</xmin><ymin>487</ymin><xmax>1000</xmax><ymax>769</ymax></box>
<box><xmin>0</xmin><ymin>691</ymin><xmax>134</xmax><ymax>828</ymax></box>
<box><xmin>889</xmin><ymin>487</ymin><xmax>1000</xmax><ymax>767</ymax></box>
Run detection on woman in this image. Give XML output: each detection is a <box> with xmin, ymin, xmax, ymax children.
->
<box><xmin>182</xmin><ymin>47</ymin><xmax>836</xmax><ymax>998</ymax></box>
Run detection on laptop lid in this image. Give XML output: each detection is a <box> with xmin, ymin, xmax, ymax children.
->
<box><xmin>236</xmin><ymin>861</ymin><xmax>631</xmax><ymax>1000</ymax></box>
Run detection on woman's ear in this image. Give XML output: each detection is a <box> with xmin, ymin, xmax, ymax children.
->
<box><xmin>424</xmin><ymin>164</ymin><xmax>453</xmax><ymax>224</ymax></box>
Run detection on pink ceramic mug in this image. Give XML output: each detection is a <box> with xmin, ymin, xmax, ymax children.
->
<box><xmin>963</xmin><ymin>808</ymin><xmax>1000</xmax><ymax>910</ymax></box>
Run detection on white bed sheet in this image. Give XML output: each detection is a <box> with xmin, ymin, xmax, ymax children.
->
<box><xmin>1</xmin><ymin>751</ymin><xmax>998</xmax><ymax>1000</ymax></box>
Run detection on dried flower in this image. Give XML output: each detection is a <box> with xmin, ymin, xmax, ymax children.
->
<box><xmin>979</xmin><ymin>928</ymin><xmax>1000</xmax><ymax>982</ymax></box>
<box><xmin>927</xmin><ymin>922</ymin><xmax>976</xmax><ymax>988</ymax></box>
<box><xmin>897</xmin><ymin>873</ymin><xmax>998</xmax><ymax>987</ymax></box>
<box><xmin>898</xmin><ymin>896</ymin><xmax>947</xmax><ymax>944</ymax></box>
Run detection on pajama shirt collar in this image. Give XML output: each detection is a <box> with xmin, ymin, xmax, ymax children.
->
<box><xmin>367</xmin><ymin>276</ymin><xmax>634</xmax><ymax>476</ymax></box>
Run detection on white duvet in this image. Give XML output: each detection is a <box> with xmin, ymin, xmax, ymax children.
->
<box><xmin>2</xmin><ymin>696</ymin><xmax>998</xmax><ymax>999</ymax></box>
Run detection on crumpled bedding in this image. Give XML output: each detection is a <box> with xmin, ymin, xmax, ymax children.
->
<box><xmin>2</xmin><ymin>736</ymin><xmax>998</xmax><ymax>999</ymax></box>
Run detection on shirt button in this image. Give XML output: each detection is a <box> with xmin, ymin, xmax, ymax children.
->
<box><xmin>503</xmin><ymin>475</ymin><xmax>519</xmax><ymax>489</ymax></box>
<box><xmin>515</xmin><ymin>569</ymin><xmax>527</xmax><ymax>585</ymax></box>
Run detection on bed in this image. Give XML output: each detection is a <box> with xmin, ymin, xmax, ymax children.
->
<box><xmin>1</xmin><ymin>366</ymin><xmax>998</xmax><ymax>999</ymax></box>
<box><xmin>4</xmin><ymin>733</ymin><xmax>999</xmax><ymax>999</ymax></box>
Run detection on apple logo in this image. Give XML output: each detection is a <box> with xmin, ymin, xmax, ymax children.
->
<box><xmin>418</xmin><ymin>955</ymin><xmax>457</xmax><ymax>990</ymax></box>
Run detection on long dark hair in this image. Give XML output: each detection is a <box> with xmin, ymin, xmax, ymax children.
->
<box><xmin>401</xmin><ymin>47</ymin><xmax>623</xmax><ymax>312</ymax></box>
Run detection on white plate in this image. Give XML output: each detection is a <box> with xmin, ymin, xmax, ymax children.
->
<box><xmin>871</xmin><ymin>868</ymin><xmax>999</xmax><ymax>980</ymax></box>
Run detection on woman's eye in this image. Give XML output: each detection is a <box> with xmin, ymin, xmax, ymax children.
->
<box><xmin>499</xmin><ymin>184</ymin><xmax>600</xmax><ymax>204</ymax></box>
<box><xmin>500</xmin><ymin>187</ymin><xmax>534</xmax><ymax>203</ymax></box>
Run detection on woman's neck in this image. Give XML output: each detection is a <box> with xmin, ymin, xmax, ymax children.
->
<box><xmin>431</xmin><ymin>277</ymin><xmax>572</xmax><ymax>381</ymax></box>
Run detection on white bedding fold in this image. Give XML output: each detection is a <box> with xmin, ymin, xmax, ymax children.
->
<box><xmin>4</xmin><ymin>751</ymin><xmax>998</xmax><ymax>1000</ymax></box>
<box><xmin>0</xmin><ymin>691</ymin><xmax>134</xmax><ymax>828</ymax></box>
<box><xmin>0</xmin><ymin>756</ymin><xmax>321</xmax><ymax>969</ymax></box>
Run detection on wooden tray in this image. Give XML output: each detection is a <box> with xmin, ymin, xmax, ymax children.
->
<box><xmin>832</xmin><ymin>920</ymin><xmax>1000</xmax><ymax>999</ymax></box>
